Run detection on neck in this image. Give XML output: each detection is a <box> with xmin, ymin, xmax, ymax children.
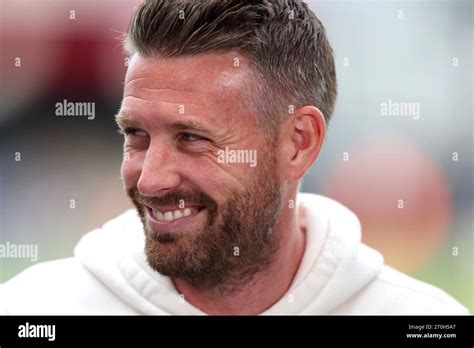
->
<box><xmin>171</xmin><ymin>202</ymin><xmax>306</xmax><ymax>315</ymax></box>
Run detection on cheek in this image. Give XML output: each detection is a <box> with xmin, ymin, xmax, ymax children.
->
<box><xmin>182</xmin><ymin>159</ymin><xmax>249</xmax><ymax>200</ymax></box>
<box><xmin>121</xmin><ymin>152</ymin><xmax>144</xmax><ymax>189</ymax></box>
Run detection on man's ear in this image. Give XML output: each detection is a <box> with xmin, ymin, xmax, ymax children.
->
<box><xmin>278</xmin><ymin>106</ymin><xmax>326</xmax><ymax>181</ymax></box>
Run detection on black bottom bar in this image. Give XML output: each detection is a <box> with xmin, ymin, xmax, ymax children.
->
<box><xmin>0</xmin><ymin>316</ymin><xmax>472</xmax><ymax>346</ymax></box>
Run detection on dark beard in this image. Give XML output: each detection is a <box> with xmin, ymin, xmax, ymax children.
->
<box><xmin>127</xmin><ymin>154</ymin><xmax>282</xmax><ymax>295</ymax></box>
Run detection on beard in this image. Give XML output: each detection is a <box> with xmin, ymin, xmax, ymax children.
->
<box><xmin>127</xmin><ymin>152</ymin><xmax>282</xmax><ymax>295</ymax></box>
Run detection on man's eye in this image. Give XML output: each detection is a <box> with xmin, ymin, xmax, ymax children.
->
<box><xmin>179</xmin><ymin>133</ymin><xmax>208</xmax><ymax>142</ymax></box>
<box><xmin>123</xmin><ymin>128</ymin><xmax>148</xmax><ymax>137</ymax></box>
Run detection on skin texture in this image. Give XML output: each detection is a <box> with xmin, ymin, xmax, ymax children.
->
<box><xmin>117</xmin><ymin>51</ymin><xmax>326</xmax><ymax>315</ymax></box>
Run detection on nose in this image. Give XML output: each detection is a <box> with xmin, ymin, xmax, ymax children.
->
<box><xmin>137</xmin><ymin>140</ymin><xmax>182</xmax><ymax>197</ymax></box>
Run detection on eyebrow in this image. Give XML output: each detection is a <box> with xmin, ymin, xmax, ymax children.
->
<box><xmin>115</xmin><ymin>112</ymin><xmax>137</xmax><ymax>130</ymax></box>
<box><xmin>115</xmin><ymin>112</ymin><xmax>216</xmax><ymax>138</ymax></box>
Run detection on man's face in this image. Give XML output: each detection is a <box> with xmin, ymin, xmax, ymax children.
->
<box><xmin>118</xmin><ymin>52</ymin><xmax>282</xmax><ymax>292</ymax></box>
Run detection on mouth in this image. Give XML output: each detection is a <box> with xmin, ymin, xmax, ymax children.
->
<box><xmin>144</xmin><ymin>204</ymin><xmax>206</xmax><ymax>233</ymax></box>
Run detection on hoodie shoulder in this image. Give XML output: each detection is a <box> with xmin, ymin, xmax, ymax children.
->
<box><xmin>0</xmin><ymin>211</ymin><xmax>143</xmax><ymax>315</ymax></box>
<box><xmin>377</xmin><ymin>266</ymin><xmax>469</xmax><ymax>314</ymax></box>
<box><xmin>332</xmin><ymin>265</ymin><xmax>469</xmax><ymax>315</ymax></box>
<box><xmin>0</xmin><ymin>257</ymin><xmax>137</xmax><ymax>314</ymax></box>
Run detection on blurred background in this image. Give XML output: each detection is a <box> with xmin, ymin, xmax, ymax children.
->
<box><xmin>0</xmin><ymin>0</ymin><xmax>472</xmax><ymax>312</ymax></box>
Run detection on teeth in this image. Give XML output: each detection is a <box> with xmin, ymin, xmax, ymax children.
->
<box><xmin>163</xmin><ymin>211</ymin><xmax>174</xmax><ymax>222</ymax></box>
<box><xmin>153</xmin><ymin>207</ymin><xmax>199</xmax><ymax>222</ymax></box>
<box><xmin>155</xmin><ymin>211</ymin><xmax>164</xmax><ymax>222</ymax></box>
<box><xmin>173</xmin><ymin>210</ymin><xmax>183</xmax><ymax>219</ymax></box>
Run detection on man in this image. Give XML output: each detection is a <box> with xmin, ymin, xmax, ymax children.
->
<box><xmin>0</xmin><ymin>0</ymin><xmax>468</xmax><ymax>315</ymax></box>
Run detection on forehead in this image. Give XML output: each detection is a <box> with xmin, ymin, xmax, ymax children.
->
<box><xmin>125</xmin><ymin>51</ymin><xmax>253</xmax><ymax>104</ymax></box>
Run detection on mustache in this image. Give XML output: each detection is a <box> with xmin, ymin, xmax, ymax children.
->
<box><xmin>127</xmin><ymin>187</ymin><xmax>218</xmax><ymax>210</ymax></box>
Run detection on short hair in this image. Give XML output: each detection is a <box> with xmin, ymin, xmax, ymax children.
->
<box><xmin>125</xmin><ymin>0</ymin><xmax>337</xmax><ymax>135</ymax></box>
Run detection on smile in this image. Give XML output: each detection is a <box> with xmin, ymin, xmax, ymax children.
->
<box><xmin>145</xmin><ymin>204</ymin><xmax>207</xmax><ymax>233</ymax></box>
<box><xmin>149</xmin><ymin>206</ymin><xmax>201</xmax><ymax>222</ymax></box>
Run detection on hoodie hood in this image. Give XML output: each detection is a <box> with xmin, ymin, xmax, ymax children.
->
<box><xmin>74</xmin><ymin>193</ymin><xmax>384</xmax><ymax>314</ymax></box>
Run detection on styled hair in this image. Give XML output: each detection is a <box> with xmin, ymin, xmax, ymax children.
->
<box><xmin>125</xmin><ymin>0</ymin><xmax>337</xmax><ymax>134</ymax></box>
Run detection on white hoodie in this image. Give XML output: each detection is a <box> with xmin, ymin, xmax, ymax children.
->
<box><xmin>0</xmin><ymin>193</ymin><xmax>468</xmax><ymax>315</ymax></box>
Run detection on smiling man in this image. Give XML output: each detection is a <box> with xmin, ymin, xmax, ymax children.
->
<box><xmin>0</xmin><ymin>0</ymin><xmax>468</xmax><ymax>315</ymax></box>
